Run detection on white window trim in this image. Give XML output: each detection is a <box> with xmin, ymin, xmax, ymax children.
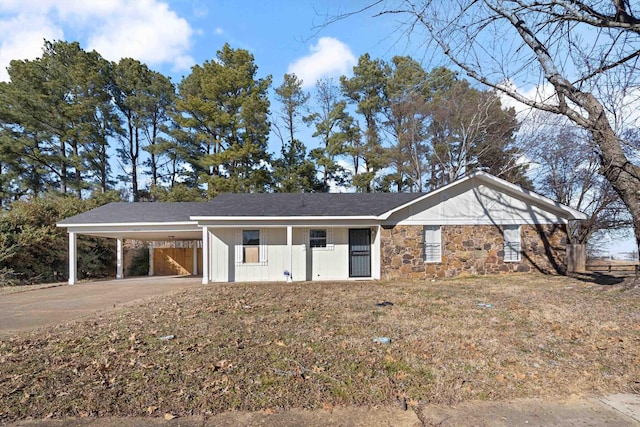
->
<box><xmin>424</xmin><ymin>225</ymin><xmax>442</xmax><ymax>263</ymax></box>
<box><xmin>503</xmin><ymin>225</ymin><xmax>521</xmax><ymax>262</ymax></box>
<box><xmin>305</xmin><ymin>228</ymin><xmax>334</xmax><ymax>251</ymax></box>
<box><xmin>235</xmin><ymin>229</ymin><xmax>268</xmax><ymax>266</ymax></box>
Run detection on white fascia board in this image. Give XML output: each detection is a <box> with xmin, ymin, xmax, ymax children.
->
<box><xmin>195</xmin><ymin>218</ymin><xmax>380</xmax><ymax>228</ymax></box>
<box><xmin>389</xmin><ymin>218</ymin><xmax>569</xmax><ymax>226</ymax></box>
<box><xmin>190</xmin><ymin>215</ymin><xmax>378</xmax><ymax>221</ymax></box>
<box><xmin>200</xmin><ymin>222</ymin><xmax>380</xmax><ymax>228</ymax></box>
<box><xmin>56</xmin><ymin>221</ymin><xmax>198</xmax><ymax>228</ymax></box>
<box><xmin>378</xmin><ymin>171</ymin><xmax>588</xmax><ymax>221</ymax></box>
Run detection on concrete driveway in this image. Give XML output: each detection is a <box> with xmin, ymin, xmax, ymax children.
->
<box><xmin>0</xmin><ymin>276</ymin><xmax>203</xmax><ymax>336</ymax></box>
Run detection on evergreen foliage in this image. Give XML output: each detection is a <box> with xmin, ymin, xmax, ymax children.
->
<box><xmin>0</xmin><ymin>192</ymin><xmax>120</xmax><ymax>285</ymax></box>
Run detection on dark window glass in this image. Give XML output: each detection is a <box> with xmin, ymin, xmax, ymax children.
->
<box><xmin>243</xmin><ymin>230</ymin><xmax>260</xmax><ymax>263</ymax></box>
<box><xmin>310</xmin><ymin>229</ymin><xmax>327</xmax><ymax>248</ymax></box>
<box><xmin>243</xmin><ymin>230</ymin><xmax>260</xmax><ymax>246</ymax></box>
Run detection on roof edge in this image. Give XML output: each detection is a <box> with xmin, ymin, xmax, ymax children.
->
<box><xmin>190</xmin><ymin>215</ymin><xmax>380</xmax><ymax>221</ymax></box>
<box><xmin>56</xmin><ymin>221</ymin><xmax>198</xmax><ymax>228</ymax></box>
<box><xmin>378</xmin><ymin>171</ymin><xmax>588</xmax><ymax>221</ymax></box>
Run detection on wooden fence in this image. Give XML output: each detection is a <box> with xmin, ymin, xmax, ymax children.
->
<box><xmin>153</xmin><ymin>248</ymin><xmax>203</xmax><ymax>276</ymax></box>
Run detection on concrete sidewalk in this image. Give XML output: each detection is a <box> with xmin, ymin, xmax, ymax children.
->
<box><xmin>5</xmin><ymin>394</ymin><xmax>640</xmax><ymax>426</ymax></box>
<box><xmin>417</xmin><ymin>393</ymin><xmax>640</xmax><ymax>426</ymax></box>
<box><xmin>0</xmin><ymin>276</ymin><xmax>203</xmax><ymax>336</ymax></box>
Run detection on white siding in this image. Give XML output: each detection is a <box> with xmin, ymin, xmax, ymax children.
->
<box><xmin>209</xmin><ymin>227</ymin><xmax>354</xmax><ymax>282</ymax></box>
<box><xmin>292</xmin><ymin>228</ymin><xmax>307</xmax><ymax>281</ymax></box>
<box><xmin>210</xmin><ymin>228</ymin><xmax>230</xmax><ymax>282</ymax></box>
<box><xmin>233</xmin><ymin>228</ymin><xmax>287</xmax><ymax>282</ymax></box>
<box><xmin>309</xmin><ymin>228</ymin><xmax>350</xmax><ymax>280</ymax></box>
<box><xmin>387</xmin><ymin>182</ymin><xmax>567</xmax><ymax>225</ymax></box>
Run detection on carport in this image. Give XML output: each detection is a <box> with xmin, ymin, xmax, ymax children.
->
<box><xmin>57</xmin><ymin>202</ymin><xmax>213</xmax><ymax>285</ymax></box>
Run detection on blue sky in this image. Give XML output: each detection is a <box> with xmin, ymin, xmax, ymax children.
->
<box><xmin>0</xmin><ymin>0</ymin><xmax>425</xmax><ymax>88</ymax></box>
<box><xmin>0</xmin><ymin>0</ymin><xmax>433</xmax><ymax>158</ymax></box>
<box><xmin>0</xmin><ymin>0</ymin><xmax>635</xmax><ymax>254</ymax></box>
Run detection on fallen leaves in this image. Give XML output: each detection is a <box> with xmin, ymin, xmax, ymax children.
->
<box><xmin>0</xmin><ymin>276</ymin><xmax>637</xmax><ymax>423</ymax></box>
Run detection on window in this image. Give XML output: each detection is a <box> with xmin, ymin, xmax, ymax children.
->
<box><xmin>242</xmin><ymin>230</ymin><xmax>260</xmax><ymax>263</ymax></box>
<box><xmin>503</xmin><ymin>225</ymin><xmax>521</xmax><ymax>262</ymax></box>
<box><xmin>304</xmin><ymin>228</ymin><xmax>334</xmax><ymax>250</ymax></box>
<box><xmin>424</xmin><ymin>225</ymin><xmax>442</xmax><ymax>263</ymax></box>
<box><xmin>310</xmin><ymin>229</ymin><xmax>327</xmax><ymax>248</ymax></box>
<box><xmin>236</xmin><ymin>229</ymin><xmax>267</xmax><ymax>265</ymax></box>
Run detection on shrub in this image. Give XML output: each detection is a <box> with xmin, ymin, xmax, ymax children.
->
<box><xmin>0</xmin><ymin>192</ymin><xmax>120</xmax><ymax>285</ymax></box>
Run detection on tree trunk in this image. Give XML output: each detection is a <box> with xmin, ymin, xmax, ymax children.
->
<box><xmin>150</xmin><ymin>120</ymin><xmax>158</xmax><ymax>189</ymax></box>
<box><xmin>128</xmin><ymin>120</ymin><xmax>138</xmax><ymax>202</ymax></box>
<box><xmin>72</xmin><ymin>141</ymin><xmax>82</xmax><ymax>200</ymax></box>
<box><xmin>132</xmin><ymin>128</ymin><xmax>139</xmax><ymax>202</ymax></box>
<box><xmin>589</xmin><ymin>103</ymin><xmax>640</xmax><ymax>255</ymax></box>
<box><xmin>60</xmin><ymin>140</ymin><xmax>67</xmax><ymax>194</ymax></box>
<box><xmin>99</xmin><ymin>141</ymin><xmax>108</xmax><ymax>193</ymax></box>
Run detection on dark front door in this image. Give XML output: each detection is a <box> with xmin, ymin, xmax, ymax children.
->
<box><xmin>349</xmin><ymin>228</ymin><xmax>371</xmax><ymax>278</ymax></box>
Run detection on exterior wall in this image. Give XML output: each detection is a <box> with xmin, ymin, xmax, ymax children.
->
<box><xmin>306</xmin><ymin>228</ymin><xmax>350</xmax><ymax>281</ymax></box>
<box><xmin>381</xmin><ymin>224</ymin><xmax>567</xmax><ymax>280</ymax></box>
<box><xmin>208</xmin><ymin>227</ymin><xmax>360</xmax><ymax>282</ymax></box>
<box><xmin>209</xmin><ymin>228</ymin><xmax>290</xmax><ymax>282</ymax></box>
<box><xmin>386</xmin><ymin>182</ymin><xmax>569</xmax><ymax>226</ymax></box>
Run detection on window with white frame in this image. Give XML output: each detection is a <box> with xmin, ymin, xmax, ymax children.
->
<box><xmin>503</xmin><ymin>225</ymin><xmax>521</xmax><ymax>262</ymax></box>
<box><xmin>424</xmin><ymin>225</ymin><xmax>442</xmax><ymax>263</ymax></box>
<box><xmin>304</xmin><ymin>228</ymin><xmax>334</xmax><ymax>250</ymax></box>
<box><xmin>309</xmin><ymin>229</ymin><xmax>327</xmax><ymax>248</ymax></box>
<box><xmin>235</xmin><ymin>229</ymin><xmax>267</xmax><ymax>265</ymax></box>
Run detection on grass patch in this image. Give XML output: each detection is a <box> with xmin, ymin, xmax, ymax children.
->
<box><xmin>0</xmin><ymin>274</ymin><xmax>638</xmax><ymax>422</ymax></box>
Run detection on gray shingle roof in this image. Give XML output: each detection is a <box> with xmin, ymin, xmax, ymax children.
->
<box><xmin>204</xmin><ymin>192</ymin><xmax>425</xmax><ymax>216</ymax></box>
<box><xmin>57</xmin><ymin>193</ymin><xmax>426</xmax><ymax>225</ymax></box>
<box><xmin>57</xmin><ymin>202</ymin><xmax>213</xmax><ymax>225</ymax></box>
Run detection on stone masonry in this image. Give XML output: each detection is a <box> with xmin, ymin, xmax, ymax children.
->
<box><xmin>380</xmin><ymin>224</ymin><xmax>567</xmax><ymax>280</ymax></box>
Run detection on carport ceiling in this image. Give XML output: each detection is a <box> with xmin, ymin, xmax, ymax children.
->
<box><xmin>78</xmin><ymin>229</ymin><xmax>202</xmax><ymax>241</ymax></box>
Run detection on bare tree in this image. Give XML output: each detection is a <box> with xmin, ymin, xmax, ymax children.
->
<box><xmin>427</xmin><ymin>80</ymin><xmax>525</xmax><ymax>188</ymax></box>
<box><xmin>358</xmin><ymin>0</ymin><xmax>640</xmax><ymax>254</ymax></box>
<box><xmin>524</xmin><ymin>112</ymin><xmax>631</xmax><ymax>244</ymax></box>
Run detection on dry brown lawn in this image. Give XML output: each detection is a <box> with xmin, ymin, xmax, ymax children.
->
<box><xmin>0</xmin><ymin>274</ymin><xmax>638</xmax><ymax>422</ymax></box>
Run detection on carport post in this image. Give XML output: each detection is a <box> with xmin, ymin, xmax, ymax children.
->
<box><xmin>192</xmin><ymin>241</ymin><xmax>198</xmax><ymax>275</ymax></box>
<box><xmin>201</xmin><ymin>226</ymin><xmax>209</xmax><ymax>284</ymax></box>
<box><xmin>68</xmin><ymin>232</ymin><xmax>77</xmax><ymax>285</ymax></box>
<box><xmin>286</xmin><ymin>225</ymin><xmax>293</xmax><ymax>282</ymax></box>
<box><xmin>116</xmin><ymin>238</ymin><xmax>124</xmax><ymax>279</ymax></box>
<box><xmin>148</xmin><ymin>243</ymin><xmax>154</xmax><ymax>276</ymax></box>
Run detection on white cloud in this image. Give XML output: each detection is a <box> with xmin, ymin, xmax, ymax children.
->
<box><xmin>288</xmin><ymin>37</ymin><xmax>356</xmax><ymax>88</ymax></box>
<box><xmin>497</xmin><ymin>79</ymin><xmax>559</xmax><ymax>116</ymax></box>
<box><xmin>215</xmin><ymin>27</ymin><xmax>224</xmax><ymax>35</ymax></box>
<box><xmin>0</xmin><ymin>0</ymin><xmax>194</xmax><ymax>82</ymax></box>
<box><xmin>499</xmin><ymin>79</ymin><xmax>640</xmax><ymax>133</ymax></box>
<box><xmin>0</xmin><ymin>13</ymin><xmax>63</xmax><ymax>81</ymax></box>
<box><xmin>86</xmin><ymin>1</ymin><xmax>194</xmax><ymax>71</ymax></box>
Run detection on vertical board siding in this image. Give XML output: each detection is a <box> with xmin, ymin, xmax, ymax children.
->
<box><xmin>153</xmin><ymin>248</ymin><xmax>203</xmax><ymax>276</ymax></box>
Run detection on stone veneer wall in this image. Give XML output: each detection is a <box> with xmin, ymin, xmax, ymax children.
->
<box><xmin>380</xmin><ymin>224</ymin><xmax>567</xmax><ymax>280</ymax></box>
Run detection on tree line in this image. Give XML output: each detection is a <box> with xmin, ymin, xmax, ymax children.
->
<box><xmin>0</xmin><ymin>40</ymin><xmax>529</xmax><ymax>204</ymax></box>
<box><xmin>363</xmin><ymin>0</ymin><xmax>640</xmax><ymax>260</ymax></box>
<box><xmin>0</xmin><ymin>39</ymin><xmax>630</xmax><ymax>268</ymax></box>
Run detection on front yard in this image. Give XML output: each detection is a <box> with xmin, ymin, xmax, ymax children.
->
<box><xmin>0</xmin><ymin>275</ymin><xmax>638</xmax><ymax>421</ymax></box>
